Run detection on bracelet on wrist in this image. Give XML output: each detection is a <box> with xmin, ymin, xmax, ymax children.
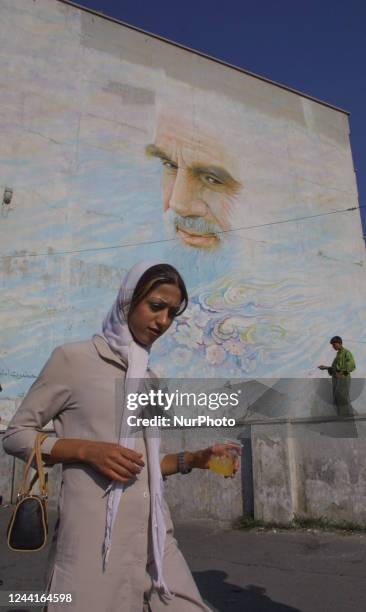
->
<box><xmin>177</xmin><ymin>451</ymin><xmax>192</xmax><ymax>475</ymax></box>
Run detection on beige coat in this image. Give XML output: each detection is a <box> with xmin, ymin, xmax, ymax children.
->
<box><xmin>3</xmin><ymin>336</ymin><xmax>211</xmax><ymax>612</ymax></box>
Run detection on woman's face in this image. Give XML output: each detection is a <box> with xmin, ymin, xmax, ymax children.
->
<box><xmin>128</xmin><ymin>283</ymin><xmax>183</xmax><ymax>347</ymax></box>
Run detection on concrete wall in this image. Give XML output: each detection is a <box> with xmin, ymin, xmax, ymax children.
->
<box><xmin>5</xmin><ymin>417</ymin><xmax>366</xmax><ymax>527</ymax></box>
<box><xmin>1</xmin><ymin>0</ymin><xmax>366</xmax><ymax>523</ymax></box>
<box><xmin>252</xmin><ymin>419</ymin><xmax>366</xmax><ymax>525</ymax></box>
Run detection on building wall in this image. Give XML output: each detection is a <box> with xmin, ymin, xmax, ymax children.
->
<box><xmin>1</xmin><ymin>0</ymin><xmax>366</xmax><ymax>523</ymax></box>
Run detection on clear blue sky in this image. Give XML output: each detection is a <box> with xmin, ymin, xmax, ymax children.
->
<box><xmin>71</xmin><ymin>0</ymin><xmax>366</xmax><ymax>237</ymax></box>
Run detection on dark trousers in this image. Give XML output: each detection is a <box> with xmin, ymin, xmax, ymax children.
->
<box><xmin>332</xmin><ymin>376</ymin><xmax>352</xmax><ymax>416</ymax></box>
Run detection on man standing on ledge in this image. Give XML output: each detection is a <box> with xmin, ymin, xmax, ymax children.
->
<box><xmin>318</xmin><ymin>336</ymin><xmax>356</xmax><ymax>416</ymax></box>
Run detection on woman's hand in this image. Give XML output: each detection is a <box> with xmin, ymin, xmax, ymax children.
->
<box><xmin>190</xmin><ymin>442</ymin><xmax>241</xmax><ymax>477</ymax></box>
<box><xmin>79</xmin><ymin>440</ymin><xmax>145</xmax><ymax>484</ymax></box>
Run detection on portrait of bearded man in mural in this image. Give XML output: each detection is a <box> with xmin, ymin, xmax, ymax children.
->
<box><xmin>146</xmin><ymin>112</ymin><xmax>243</xmax><ymax>250</ymax></box>
<box><xmin>144</xmin><ymin>87</ymin><xmax>255</xmax><ymax>287</ymax></box>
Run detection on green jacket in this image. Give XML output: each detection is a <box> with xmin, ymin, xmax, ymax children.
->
<box><xmin>328</xmin><ymin>347</ymin><xmax>356</xmax><ymax>377</ymax></box>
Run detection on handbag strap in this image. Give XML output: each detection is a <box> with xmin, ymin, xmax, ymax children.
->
<box><xmin>18</xmin><ymin>432</ymin><xmax>49</xmax><ymax>498</ymax></box>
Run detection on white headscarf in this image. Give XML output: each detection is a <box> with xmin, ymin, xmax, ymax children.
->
<box><xmin>100</xmin><ymin>260</ymin><xmax>171</xmax><ymax>597</ymax></box>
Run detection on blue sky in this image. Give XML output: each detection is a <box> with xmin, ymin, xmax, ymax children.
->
<box><xmin>72</xmin><ymin>0</ymin><xmax>366</xmax><ymax>238</ymax></box>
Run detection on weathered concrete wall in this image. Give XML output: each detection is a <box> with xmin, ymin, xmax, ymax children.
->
<box><xmin>1</xmin><ymin>0</ymin><xmax>366</xmax><ymax>523</ymax></box>
<box><xmin>252</xmin><ymin>425</ymin><xmax>295</xmax><ymax>523</ymax></box>
<box><xmin>252</xmin><ymin>419</ymin><xmax>366</xmax><ymax>526</ymax></box>
<box><xmin>4</xmin><ymin>418</ymin><xmax>366</xmax><ymax>526</ymax></box>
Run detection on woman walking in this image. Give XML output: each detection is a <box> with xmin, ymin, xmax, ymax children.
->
<box><xmin>3</xmin><ymin>261</ymin><xmax>239</xmax><ymax>612</ymax></box>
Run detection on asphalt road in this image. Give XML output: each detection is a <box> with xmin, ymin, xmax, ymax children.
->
<box><xmin>1</xmin><ymin>508</ymin><xmax>366</xmax><ymax>611</ymax></box>
<box><xmin>178</xmin><ymin>521</ymin><xmax>366</xmax><ymax>612</ymax></box>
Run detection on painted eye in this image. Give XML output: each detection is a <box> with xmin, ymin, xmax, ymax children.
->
<box><xmin>202</xmin><ymin>174</ymin><xmax>223</xmax><ymax>186</ymax></box>
<box><xmin>162</xmin><ymin>161</ymin><xmax>178</xmax><ymax>170</ymax></box>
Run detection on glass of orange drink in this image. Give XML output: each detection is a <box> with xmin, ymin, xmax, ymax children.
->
<box><xmin>208</xmin><ymin>442</ymin><xmax>241</xmax><ymax>477</ymax></box>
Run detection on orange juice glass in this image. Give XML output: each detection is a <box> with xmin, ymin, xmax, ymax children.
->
<box><xmin>208</xmin><ymin>454</ymin><xmax>235</xmax><ymax>476</ymax></box>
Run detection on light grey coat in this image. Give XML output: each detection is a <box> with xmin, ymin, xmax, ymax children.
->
<box><xmin>3</xmin><ymin>336</ymin><xmax>210</xmax><ymax>612</ymax></box>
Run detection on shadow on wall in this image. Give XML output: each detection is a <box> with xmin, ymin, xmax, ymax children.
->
<box><xmin>194</xmin><ymin>570</ymin><xmax>301</xmax><ymax>611</ymax></box>
<box><xmin>239</xmin><ymin>379</ymin><xmax>365</xmax><ymax>422</ymax></box>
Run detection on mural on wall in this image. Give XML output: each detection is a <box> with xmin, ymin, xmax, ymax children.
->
<box><xmin>0</xmin><ymin>0</ymin><xmax>366</xmax><ymax>425</ymax></box>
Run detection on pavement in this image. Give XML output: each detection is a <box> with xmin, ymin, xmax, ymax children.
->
<box><xmin>1</xmin><ymin>507</ymin><xmax>366</xmax><ymax>611</ymax></box>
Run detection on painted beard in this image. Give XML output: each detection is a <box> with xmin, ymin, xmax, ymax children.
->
<box><xmin>162</xmin><ymin>208</ymin><xmax>246</xmax><ymax>290</ymax></box>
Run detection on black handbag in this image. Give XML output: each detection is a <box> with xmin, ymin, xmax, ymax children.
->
<box><xmin>7</xmin><ymin>432</ymin><xmax>49</xmax><ymax>552</ymax></box>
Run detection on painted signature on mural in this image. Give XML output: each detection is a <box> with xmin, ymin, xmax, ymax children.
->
<box><xmin>0</xmin><ymin>368</ymin><xmax>37</xmax><ymax>380</ymax></box>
